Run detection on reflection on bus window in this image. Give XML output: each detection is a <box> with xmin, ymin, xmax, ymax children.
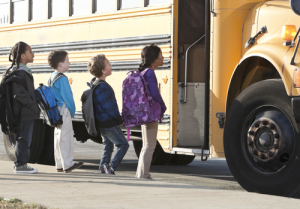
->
<box><xmin>147</xmin><ymin>0</ymin><xmax>170</xmax><ymax>7</ymax></box>
<box><xmin>51</xmin><ymin>0</ymin><xmax>68</xmax><ymax>19</ymax></box>
<box><xmin>31</xmin><ymin>0</ymin><xmax>47</xmax><ymax>21</ymax></box>
<box><xmin>72</xmin><ymin>0</ymin><xmax>90</xmax><ymax>16</ymax></box>
<box><xmin>95</xmin><ymin>0</ymin><xmax>114</xmax><ymax>13</ymax></box>
<box><xmin>0</xmin><ymin>0</ymin><xmax>8</xmax><ymax>25</ymax></box>
<box><xmin>120</xmin><ymin>0</ymin><xmax>141</xmax><ymax>10</ymax></box>
<box><xmin>12</xmin><ymin>0</ymin><xmax>27</xmax><ymax>23</ymax></box>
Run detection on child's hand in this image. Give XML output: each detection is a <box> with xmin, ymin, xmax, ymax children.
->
<box><xmin>71</xmin><ymin>116</ymin><xmax>74</xmax><ymax>119</ymax></box>
<box><xmin>119</xmin><ymin>123</ymin><xmax>124</xmax><ymax>127</ymax></box>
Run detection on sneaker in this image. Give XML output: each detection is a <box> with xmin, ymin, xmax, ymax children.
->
<box><xmin>108</xmin><ymin>166</ymin><xmax>115</xmax><ymax>175</ymax></box>
<box><xmin>147</xmin><ymin>175</ymin><xmax>155</xmax><ymax>181</ymax></box>
<box><xmin>99</xmin><ymin>165</ymin><xmax>109</xmax><ymax>174</ymax></box>
<box><xmin>56</xmin><ymin>168</ymin><xmax>63</xmax><ymax>172</ymax></box>
<box><xmin>14</xmin><ymin>164</ymin><xmax>38</xmax><ymax>174</ymax></box>
<box><xmin>64</xmin><ymin>162</ymin><xmax>84</xmax><ymax>173</ymax></box>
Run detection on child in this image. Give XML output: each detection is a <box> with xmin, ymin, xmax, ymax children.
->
<box><xmin>88</xmin><ymin>54</ymin><xmax>129</xmax><ymax>174</ymax></box>
<box><xmin>7</xmin><ymin>42</ymin><xmax>40</xmax><ymax>174</ymax></box>
<box><xmin>48</xmin><ymin>50</ymin><xmax>83</xmax><ymax>173</ymax></box>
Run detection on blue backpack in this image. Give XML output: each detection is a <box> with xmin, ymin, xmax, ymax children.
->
<box><xmin>35</xmin><ymin>73</ymin><xmax>65</xmax><ymax>127</ymax></box>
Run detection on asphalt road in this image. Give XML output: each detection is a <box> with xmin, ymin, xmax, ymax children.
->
<box><xmin>0</xmin><ymin>134</ymin><xmax>243</xmax><ymax>191</ymax></box>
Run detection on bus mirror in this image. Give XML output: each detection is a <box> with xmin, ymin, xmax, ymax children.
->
<box><xmin>290</xmin><ymin>0</ymin><xmax>300</xmax><ymax>16</ymax></box>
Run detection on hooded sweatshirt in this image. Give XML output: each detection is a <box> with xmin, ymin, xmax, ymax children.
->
<box><xmin>11</xmin><ymin>63</ymin><xmax>40</xmax><ymax>121</ymax></box>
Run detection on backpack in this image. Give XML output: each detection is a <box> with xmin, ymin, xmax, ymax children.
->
<box><xmin>0</xmin><ymin>70</ymin><xmax>27</xmax><ymax>135</ymax></box>
<box><xmin>35</xmin><ymin>73</ymin><xmax>65</xmax><ymax>127</ymax></box>
<box><xmin>81</xmin><ymin>78</ymin><xmax>104</xmax><ymax>137</ymax></box>
<box><xmin>122</xmin><ymin>69</ymin><xmax>161</xmax><ymax>140</ymax></box>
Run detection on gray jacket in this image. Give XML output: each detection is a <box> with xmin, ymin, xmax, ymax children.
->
<box><xmin>12</xmin><ymin>66</ymin><xmax>40</xmax><ymax>121</ymax></box>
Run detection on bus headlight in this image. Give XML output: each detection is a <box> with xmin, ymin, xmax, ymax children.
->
<box><xmin>293</xmin><ymin>68</ymin><xmax>300</xmax><ymax>88</ymax></box>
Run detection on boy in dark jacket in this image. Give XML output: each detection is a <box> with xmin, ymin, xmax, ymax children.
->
<box><xmin>88</xmin><ymin>54</ymin><xmax>129</xmax><ymax>174</ymax></box>
<box><xmin>6</xmin><ymin>42</ymin><xmax>40</xmax><ymax>174</ymax></box>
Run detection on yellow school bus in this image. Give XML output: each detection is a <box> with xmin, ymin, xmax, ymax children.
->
<box><xmin>1</xmin><ymin>0</ymin><xmax>300</xmax><ymax>196</ymax></box>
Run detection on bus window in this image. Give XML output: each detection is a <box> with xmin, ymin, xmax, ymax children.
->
<box><xmin>30</xmin><ymin>0</ymin><xmax>47</xmax><ymax>21</ymax></box>
<box><xmin>95</xmin><ymin>0</ymin><xmax>115</xmax><ymax>13</ymax></box>
<box><xmin>12</xmin><ymin>0</ymin><xmax>27</xmax><ymax>23</ymax></box>
<box><xmin>0</xmin><ymin>0</ymin><xmax>8</xmax><ymax>25</ymax></box>
<box><xmin>178</xmin><ymin>0</ymin><xmax>205</xmax><ymax>83</ymax></box>
<box><xmin>71</xmin><ymin>0</ymin><xmax>90</xmax><ymax>16</ymax></box>
<box><xmin>50</xmin><ymin>0</ymin><xmax>68</xmax><ymax>19</ymax></box>
<box><xmin>119</xmin><ymin>0</ymin><xmax>141</xmax><ymax>10</ymax></box>
<box><xmin>146</xmin><ymin>0</ymin><xmax>170</xmax><ymax>7</ymax></box>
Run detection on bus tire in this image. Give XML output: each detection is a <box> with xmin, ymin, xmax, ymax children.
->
<box><xmin>38</xmin><ymin>125</ymin><xmax>55</xmax><ymax>165</ymax></box>
<box><xmin>4</xmin><ymin>119</ymin><xmax>46</xmax><ymax>164</ymax></box>
<box><xmin>169</xmin><ymin>154</ymin><xmax>195</xmax><ymax>165</ymax></box>
<box><xmin>224</xmin><ymin>79</ymin><xmax>300</xmax><ymax>197</ymax></box>
<box><xmin>133</xmin><ymin>140</ymin><xmax>172</xmax><ymax>165</ymax></box>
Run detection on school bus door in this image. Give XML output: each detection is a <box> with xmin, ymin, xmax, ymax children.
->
<box><xmin>173</xmin><ymin>0</ymin><xmax>210</xmax><ymax>155</ymax></box>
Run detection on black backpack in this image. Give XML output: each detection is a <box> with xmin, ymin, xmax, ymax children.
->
<box><xmin>0</xmin><ymin>70</ymin><xmax>27</xmax><ymax>135</ymax></box>
<box><xmin>81</xmin><ymin>78</ymin><xmax>104</xmax><ymax>137</ymax></box>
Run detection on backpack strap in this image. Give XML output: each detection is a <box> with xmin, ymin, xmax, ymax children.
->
<box><xmin>48</xmin><ymin>73</ymin><xmax>66</xmax><ymax>87</ymax></box>
<box><xmin>127</xmin><ymin>127</ymin><xmax>130</xmax><ymax>141</ymax></box>
<box><xmin>140</xmin><ymin>68</ymin><xmax>150</xmax><ymax>76</ymax></box>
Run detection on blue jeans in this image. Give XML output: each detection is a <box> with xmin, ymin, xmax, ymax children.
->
<box><xmin>14</xmin><ymin>120</ymin><xmax>34</xmax><ymax>167</ymax></box>
<box><xmin>99</xmin><ymin>126</ymin><xmax>129</xmax><ymax>171</ymax></box>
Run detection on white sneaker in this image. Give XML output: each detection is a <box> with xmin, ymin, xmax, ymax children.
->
<box><xmin>99</xmin><ymin>165</ymin><xmax>109</xmax><ymax>174</ymax></box>
<box><xmin>14</xmin><ymin>164</ymin><xmax>38</xmax><ymax>174</ymax></box>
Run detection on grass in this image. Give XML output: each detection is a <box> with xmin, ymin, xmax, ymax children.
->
<box><xmin>0</xmin><ymin>197</ymin><xmax>58</xmax><ymax>209</ymax></box>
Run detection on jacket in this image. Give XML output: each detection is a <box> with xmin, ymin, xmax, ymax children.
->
<box><xmin>93</xmin><ymin>79</ymin><xmax>123</xmax><ymax>128</ymax></box>
<box><xmin>11</xmin><ymin>65</ymin><xmax>40</xmax><ymax>121</ymax></box>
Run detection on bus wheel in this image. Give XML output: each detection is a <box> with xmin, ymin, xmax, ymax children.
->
<box><xmin>38</xmin><ymin>125</ymin><xmax>55</xmax><ymax>165</ymax></box>
<box><xmin>133</xmin><ymin>140</ymin><xmax>172</xmax><ymax>165</ymax></box>
<box><xmin>169</xmin><ymin>154</ymin><xmax>195</xmax><ymax>165</ymax></box>
<box><xmin>224</xmin><ymin>79</ymin><xmax>300</xmax><ymax>197</ymax></box>
<box><xmin>3</xmin><ymin>119</ymin><xmax>46</xmax><ymax>164</ymax></box>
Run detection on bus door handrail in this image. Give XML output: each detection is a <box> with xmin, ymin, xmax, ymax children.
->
<box><xmin>181</xmin><ymin>35</ymin><xmax>206</xmax><ymax>104</ymax></box>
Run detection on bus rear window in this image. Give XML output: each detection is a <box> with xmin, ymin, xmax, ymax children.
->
<box><xmin>31</xmin><ymin>0</ymin><xmax>47</xmax><ymax>21</ymax></box>
<box><xmin>0</xmin><ymin>0</ymin><xmax>8</xmax><ymax>25</ymax></box>
<box><xmin>95</xmin><ymin>0</ymin><xmax>115</xmax><ymax>13</ymax></box>
<box><xmin>12</xmin><ymin>0</ymin><xmax>27</xmax><ymax>23</ymax></box>
<box><xmin>120</xmin><ymin>0</ymin><xmax>141</xmax><ymax>10</ymax></box>
<box><xmin>147</xmin><ymin>0</ymin><xmax>170</xmax><ymax>7</ymax></box>
<box><xmin>51</xmin><ymin>0</ymin><xmax>68</xmax><ymax>19</ymax></box>
<box><xmin>72</xmin><ymin>0</ymin><xmax>90</xmax><ymax>16</ymax></box>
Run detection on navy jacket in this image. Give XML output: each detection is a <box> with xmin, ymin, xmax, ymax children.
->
<box><xmin>93</xmin><ymin>80</ymin><xmax>123</xmax><ymax>128</ymax></box>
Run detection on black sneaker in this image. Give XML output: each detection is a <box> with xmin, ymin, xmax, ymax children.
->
<box><xmin>64</xmin><ymin>162</ymin><xmax>84</xmax><ymax>173</ymax></box>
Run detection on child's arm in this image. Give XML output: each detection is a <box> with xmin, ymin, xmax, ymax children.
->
<box><xmin>94</xmin><ymin>84</ymin><xmax>123</xmax><ymax>124</ymax></box>
<box><xmin>144</xmin><ymin>70</ymin><xmax>167</xmax><ymax>115</ymax></box>
<box><xmin>59</xmin><ymin>76</ymin><xmax>76</xmax><ymax>117</ymax></box>
<box><xmin>12</xmin><ymin>82</ymin><xmax>36</xmax><ymax>108</ymax></box>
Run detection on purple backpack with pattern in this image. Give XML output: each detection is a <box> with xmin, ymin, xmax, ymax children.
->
<box><xmin>122</xmin><ymin>69</ymin><xmax>161</xmax><ymax>140</ymax></box>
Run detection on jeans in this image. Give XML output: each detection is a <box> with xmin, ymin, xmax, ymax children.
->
<box><xmin>99</xmin><ymin>126</ymin><xmax>129</xmax><ymax>171</ymax></box>
<box><xmin>14</xmin><ymin>120</ymin><xmax>34</xmax><ymax>167</ymax></box>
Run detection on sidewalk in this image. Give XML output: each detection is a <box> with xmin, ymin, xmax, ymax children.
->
<box><xmin>0</xmin><ymin>160</ymin><xmax>299</xmax><ymax>209</ymax></box>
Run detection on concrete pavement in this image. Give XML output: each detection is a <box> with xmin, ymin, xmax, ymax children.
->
<box><xmin>0</xmin><ymin>160</ymin><xmax>299</xmax><ymax>209</ymax></box>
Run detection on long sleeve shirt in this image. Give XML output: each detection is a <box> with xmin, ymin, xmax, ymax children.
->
<box><xmin>143</xmin><ymin>68</ymin><xmax>167</xmax><ymax>116</ymax></box>
<box><xmin>93</xmin><ymin>80</ymin><xmax>123</xmax><ymax>128</ymax></box>
<box><xmin>50</xmin><ymin>72</ymin><xmax>76</xmax><ymax>117</ymax></box>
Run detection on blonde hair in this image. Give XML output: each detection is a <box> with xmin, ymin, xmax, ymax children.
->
<box><xmin>88</xmin><ymin>54</ymin><xmax>106</xmax><ymax>77</ymax></box>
